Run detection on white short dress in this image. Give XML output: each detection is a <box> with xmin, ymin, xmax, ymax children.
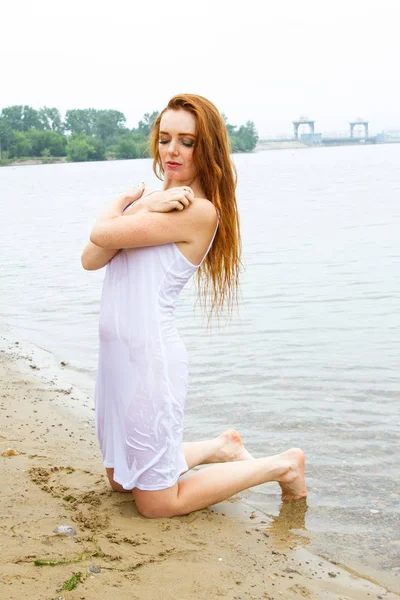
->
<box><xmin>95</xmin><ymin>195</ymin><xmax>218</xmax><ymax>490</ymax></box>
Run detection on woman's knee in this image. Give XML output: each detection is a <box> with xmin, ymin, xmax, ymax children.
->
<box><xmin>136</xmin><ymin>503</ymin><xmax>175</xmax><ymax>519</ymax></box>
<box><xmin>134</xmin><ymin>500</ymin><xmax>176</xmax><ymax>519</ymax></box>
<box><xmin>133</xmin><ymin>487</ymin><xmax>180</xmax><ymax>519</ymax></box>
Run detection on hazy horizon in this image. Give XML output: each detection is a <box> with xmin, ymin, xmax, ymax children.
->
<box><xmin>3</xmin><ymin>0</ymin><xmax>399</xmax><ymax>137</ymax></box>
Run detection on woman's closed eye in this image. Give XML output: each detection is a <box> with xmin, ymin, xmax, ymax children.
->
<box><xmin>159</xmin><ymin>139</ymin><xmax>194</xmax><ymax>148</ymax></box>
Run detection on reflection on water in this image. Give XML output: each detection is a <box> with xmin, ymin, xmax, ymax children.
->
<box><xmin>267</xmin><ymin>499</ymin><xmax>308</xmax><ymax>537</ymax></box>
<box><xmin>0</xmin><ymin>145</ymin><xmax>399</xmax><ymax>590</ymax></box>
<box><xmin>264</xmin><ymin>499</ymin><xmax>310</xmax><ymax>550</ymax></box>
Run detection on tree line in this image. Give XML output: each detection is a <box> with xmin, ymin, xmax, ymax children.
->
<box><xmin>0</xmin><ymin>105</ymin><xmax>259</xmax><ymax>164</ymax></box>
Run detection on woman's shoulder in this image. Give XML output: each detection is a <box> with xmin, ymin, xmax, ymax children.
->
<box><xmin>191</xmin><ymin>197</ymin><xmax>218</xmax><ymax>225</ymax></box>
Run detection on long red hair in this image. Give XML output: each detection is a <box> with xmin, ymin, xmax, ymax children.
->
<box><xmin>150</xmin><ymin>93</ymin><xmax>241</xmax><ymax>316</ymax></box>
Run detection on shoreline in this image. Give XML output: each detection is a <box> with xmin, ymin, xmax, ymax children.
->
<box><xmin>0</xmin><ymin>157</ymin><xmax>68</xmax><ymax>167</ymax></box>
<box><xmin>1</xmin><ymin>333</ymin><xmax>399</xmax><ymax>599</ymax></box>
<box><xmin>2</xmin><ymin>140</ymin><xmax>400</xmax><ymax>167</ymax></box>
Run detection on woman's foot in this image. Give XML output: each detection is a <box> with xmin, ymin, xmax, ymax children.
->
<box><xmin>278</xmin><ymin>448</ymin><xmax>307</xmax><ymax>501</ymax></box>
<box><xmin>212</xmin><ymin>429</ymin><xmax>254</xmax><ymax>463</ymax></box>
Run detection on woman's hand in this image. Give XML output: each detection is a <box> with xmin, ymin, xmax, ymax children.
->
<box><xmin>118</xmin><ymin>182</ymin><xmax>146</xmax><ymax>212</ymax></box>
<box><xmin>142</xmin><ymin>186</ymin><xmax>195</xmax><ymax>213</ymax></box>
<box><xmin>83</xmin><ymin>183</ymin><xmax>146</xmax><ymax>270</ymax></box>
<box><xmin>95</xmin><ymin>183</ymin><xmax>146</xmax><ymax>223</ymax></box>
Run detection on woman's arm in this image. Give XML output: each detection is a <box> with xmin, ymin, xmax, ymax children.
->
<box><xmin>81</xmin><ymin>242</ymin><xmax>119</xmax><ymax>271</ymax></box>
<box><xmin>81</xmin><ymin>185</ymin><xmax>146</xmax><ymax>271</ymax></box>
<box><xmin>90</xmin><ymin>197</ymin><xmax>217</xmax><ymax>250</ymax></box>
<box><xmin>90</xmin><ymin>186</ymin><xmax>217</xmax><ymax>250</ymax></box>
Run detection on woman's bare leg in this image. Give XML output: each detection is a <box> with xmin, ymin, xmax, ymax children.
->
<box><xmin>106</xmin><ymin>468</ymin><xmax>132</xmax><ymax>493</ymax></box>
<box><xmin>133</xmin><ymin>448</ymin><xmax>307</xmax><ymax>518</ymax></box>
<box><xmin>106</xmin><ymin>429</ymin><xmax>252</xmax><ymax>492</ymax></box>
<box><xmin>182</xmin><ymin>428</ymin><xmax>253</xmax><ymax>470</ymax></box>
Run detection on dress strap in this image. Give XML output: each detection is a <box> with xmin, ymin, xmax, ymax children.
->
<box><xmin>122</xmin><ymin>190</ymin><xmax>157</xmax><ymax>213</ymax></box>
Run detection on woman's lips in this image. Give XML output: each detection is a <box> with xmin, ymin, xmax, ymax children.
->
<box><xmin>166</xmin><ymin>162</ymin><xmax>181</xmax><ymax>169</ymax></box>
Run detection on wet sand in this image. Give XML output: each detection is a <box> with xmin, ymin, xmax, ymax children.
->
<box><xmin>0</xmin><ymin>338</ymin><xmax>398</xmax><ymax>600</ymax></box>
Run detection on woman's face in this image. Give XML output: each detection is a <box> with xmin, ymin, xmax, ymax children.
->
<box><xmin>158</xmin><ymin>109</ymin><xmax>198</xmax><ymax>184</ymax></box>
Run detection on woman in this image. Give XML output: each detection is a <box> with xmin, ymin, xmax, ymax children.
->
<box><xmin>82</xmin><ymin>94</ymin><xmax>307</xmax><ymax>518</ymax></box>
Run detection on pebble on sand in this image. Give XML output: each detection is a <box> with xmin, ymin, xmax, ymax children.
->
<box><xmin>53</xmin><ymin>526</ymin><xmax>77</xmax><ymax>536</ymax></box>
<box><xmin>88</xmin><ymin>565</ymin><xmax>101</xmax><ymax>573</ymax></box>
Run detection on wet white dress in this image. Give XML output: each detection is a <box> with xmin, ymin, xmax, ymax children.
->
<box><xmin>95</xmin><ymin>196</ymin><xmax>218</xmax><ymax>491</ymax></box>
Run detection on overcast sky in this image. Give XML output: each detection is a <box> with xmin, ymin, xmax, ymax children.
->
<box><xmin>2</xmin><ymin>0</ymin><xmax>399</xmax><ymax>137</ymax></box>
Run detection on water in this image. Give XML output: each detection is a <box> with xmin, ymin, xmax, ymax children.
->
<box><xmin>1</xmin><ymin>145</ymin><xmax>399</xmax><ymax>590</ymax></box>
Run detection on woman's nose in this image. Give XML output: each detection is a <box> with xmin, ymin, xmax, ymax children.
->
<box><xmin>167</xmin><ymin>140</ymin><xmax>179</xmax><ymax>155</ymax></box>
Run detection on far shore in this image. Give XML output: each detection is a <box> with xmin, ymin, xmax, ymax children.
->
<box><xmin>0</xmin><ymin>143</ymin><xmax>303</xmax><ymax>167</ymax></box>
<box><xmin>0</xmin><ymin>156</ymin><xmax>68</xmax><ymax>167</ymax></box>
<box><xmin>3</xmin><ymin>138</ymin><xmax>400</xmax><ymax>167</ymax></box>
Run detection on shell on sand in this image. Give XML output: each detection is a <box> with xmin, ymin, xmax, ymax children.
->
<box><xmin>2</xmin><ymin>448</ymin><xmax>20</xmax><ymax>456</ymax></box>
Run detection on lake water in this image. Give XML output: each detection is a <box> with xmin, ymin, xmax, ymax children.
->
<box><xmin>1</xmin><ymin>145</ymin><xmax>399</xmax><ymax>590</ymax></box>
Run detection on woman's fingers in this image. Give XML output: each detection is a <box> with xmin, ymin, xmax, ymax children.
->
<box><xmin>182</xmin><ymin>186</ymin><xmax>194</xmax><ymax>202</ymax></box>
<box><xmin>179</xmin><ymin>196</ymin><xmax>190</xmax><ymax>207</ymax></box>
<box><xmin>125</xmin><ymin>182</ymin><xmax>145</xmax><ymax>201</ymax></box>
<box><xmin>161</xmin><ymin>187</ymin><xmax>194</xmax><ymax>211</ymax></box>
<box><xmin>179</xmin><ymin>187</ymin><xmax>194</xmax><ymax>205</ymax></box>
<box><xmin>169</xmin><ymin>191</ymin><xmax>190</xmax><ymax>209</ymax></box>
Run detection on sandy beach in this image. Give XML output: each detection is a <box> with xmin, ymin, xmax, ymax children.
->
<box><xmin>0</xmin><ymin>335</ymin><xmax>398</xmax><ymax>600</ymax></box>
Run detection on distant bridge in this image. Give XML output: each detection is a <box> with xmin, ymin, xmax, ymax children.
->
<box><xmin>293</xmin><ymin>118</ymin><xmax>371</xmax><ymax>144</ymax></box>
<box><xmin>259</xmin><ymin>119</ymin><xmax>400</xmax><ymax>147</ymax></box>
